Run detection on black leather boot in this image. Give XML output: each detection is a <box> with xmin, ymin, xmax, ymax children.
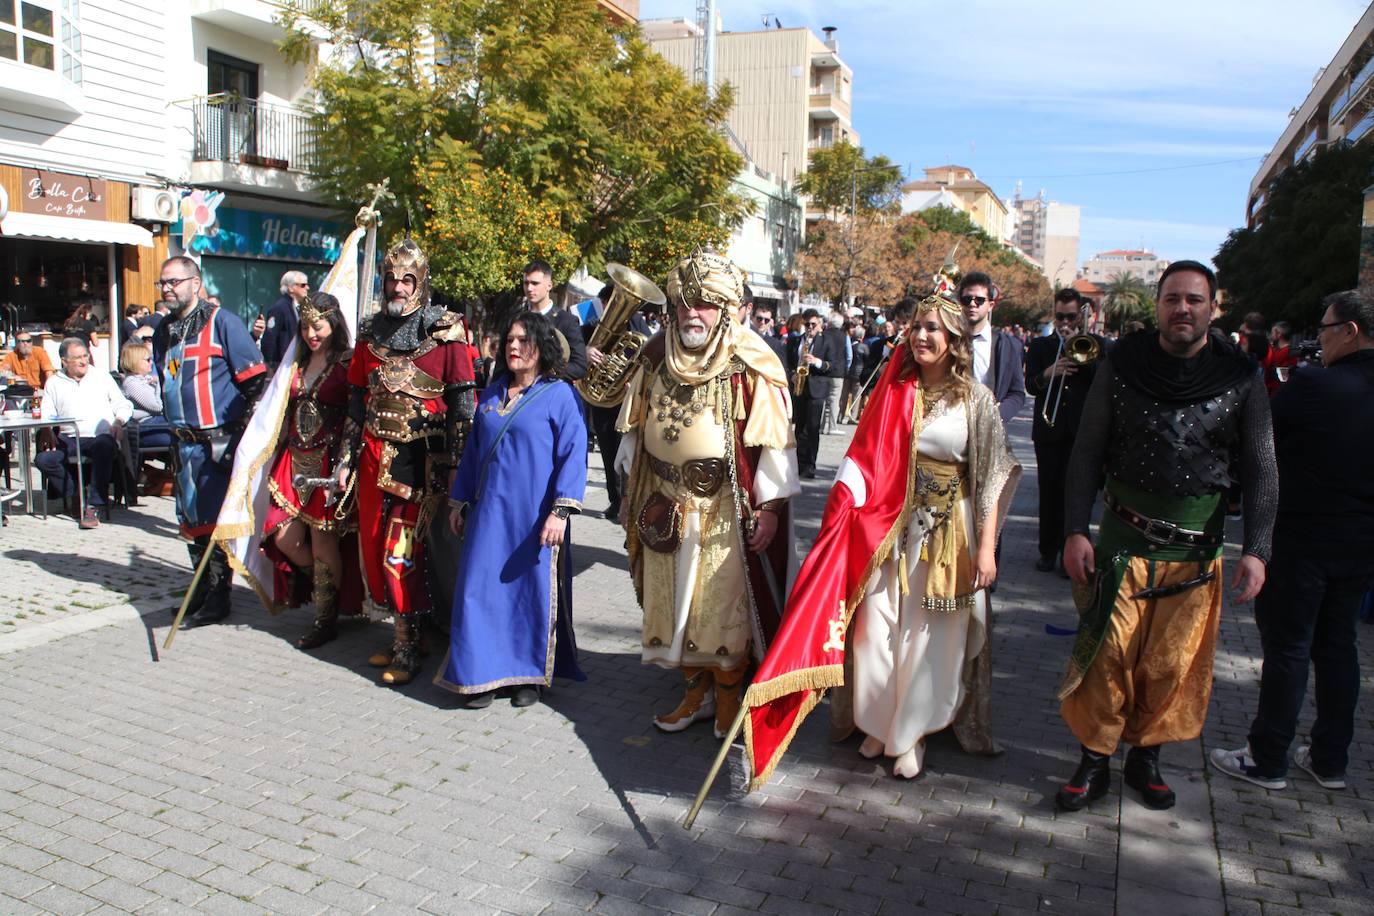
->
<box><xmin>381</xmin><ymin>614</ymin><xmax>420</xmax><ymax>686</ymax></box>
<box><xmin>1055</xmin><ymin>746</ymin><xmax>1112</xmax><ymax>812</ymax></box>
<box><xmin>183</xmin><ymin>541</ymin><xmax>233</xmax><ymax>628</ymax></box>
<box><xmin>180</xmin><ymin>538</ymin><xmax>212</xmax><ymax>621</ymax></box>
<box><xmin>1124</xmin><ymin>745</ymin><xmax>1176</xmax><ymax>810</ymax></box>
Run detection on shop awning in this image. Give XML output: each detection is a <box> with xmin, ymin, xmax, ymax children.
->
<box><xmin>0</xmin><ymin>211</ymin><xmax>153</xmax><ymax>247</ymax></box>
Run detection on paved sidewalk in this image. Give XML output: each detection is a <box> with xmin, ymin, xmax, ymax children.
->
<box><xmin>0</xmin><ymin>408</ymin><xmax>1369</xmax><ymax>915</ymax></box>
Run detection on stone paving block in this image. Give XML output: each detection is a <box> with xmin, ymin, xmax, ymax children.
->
<box><xmin>140</xmin><ymin>871</ymin><xmax>214</xmax><ymax>907</ymax></box>
<box><xmin>36</xmin><ymin>858</ymin><xmax>105</xmax><ymax>892</ymax></box>
<box><xmin>22</xmin><ymin>883</ymin><xmax>103</xmax><ymax>915</ymax></box>
<box><xmin>83</xmin><ymin>874</ymin><xmax>159</xmax><ymax>911</ymax></box>
<box><xmin>0</xmin><ymin>892</ymin><xmax>48</xmax><ymax>915</ymax></box>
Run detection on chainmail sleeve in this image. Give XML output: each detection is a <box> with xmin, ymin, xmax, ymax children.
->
<box><xmin>1237</xmin><ymin>373</ymin><xmax>1278</xmax><ymax>562</ymax></box>
<box><xmin>1063</xmin><ymin>358</ymin><xmax>1115</xmax><ymax>537</ymax></box>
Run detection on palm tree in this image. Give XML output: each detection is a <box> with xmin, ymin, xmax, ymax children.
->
<box><xmin>1103</xmin><ymin>273</ymin><xmax>1155</xmax><ymax>331</ymax></box>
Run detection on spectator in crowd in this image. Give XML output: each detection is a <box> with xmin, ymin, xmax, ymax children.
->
<box><xmin>260</xmin><ymin>270</ymin><xmax>311</xmax><ymax>369</ymax></box>
<box><xmin>839</xmin><ymin>323</ymin><xmax>869</xmax><ymax>423</ymax></box>
<box><xmin>1263</xmin><ymin>321</ymin><xmax>1298</xmax><ymax>395</ymax></box>
<box><xmin>1211</xmin><ymin>289</ymin><xmax>1374</xmax><ymax>792</ymax></box>
<box><xmin>35</xmin><ymin>337</ymin><xmax>133</xmax><ymax>528</ymax></box>
<box><xmin>522</xmin><ymin>259</ymin><xmax>587</xmax><ymax>381</ymax></box>
<box><xmin>138</xmin><ymin>301</ymin><xmax>170</xmax><ymax>333</ymax></box>
<box><xmin>823</xmin><ymin>311</ymin><xmax>850</xmax><ymax>434</ymax></box>
<box><xmin>118</xmin><ymin>340</ymin><xmax>171</xmax><ymax>452</ymax></box>
<box><xmin>122</xmin><ymin>304</ymin><xmax>148</xmax><ymax>344</ymax></box>
<box><xmin>750</xmin><ymin>303</ymin><xmax>787</xmax><ymax>364</ymax></box>
<box><xmin>0</xmin><ymin>331</ymin><xmax>55</xmax><ymax>389</ymax></box>
<box><xmin>63</xmin><ymin>304</ymin><xmax>100</xmax><ymax>349</ymax></box>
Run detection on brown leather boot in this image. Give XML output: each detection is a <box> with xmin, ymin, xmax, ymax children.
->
<box><xmin>381</xmin><ymin>615</ymin><xmax>420</xmax><ymax>686</ymax></box>
<box><xmin>296</xmin><ymin>560</ymin><xmax>339</xmax><ymax>650</ymax></box>
<box><xmin>654</xmin><ymin>667</ymin><xmax>715</xmax><ymax>733</ymax></box>
<box><xmin>712</xmin><ymin>668</ymin><xmax>745</xmax><ymax>740</ymax></box>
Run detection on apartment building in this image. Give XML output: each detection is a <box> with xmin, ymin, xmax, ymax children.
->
<box><xmin>1248</xmin><ymin>4</ymin><xmax>1374</xmax><ymax>226</ymax></box>
<box><xmin>900</xmin><ymin>165</ymin><xmax>1011</xmax><ymax>240</ymax></box>
<box><xmin>644</xmin><ymin>21</ymin><xmax>859</xmax><ymax>210</ymax></box>
<box><xmin>1081</xmin><ymin>249</ymin><xmax>1170</xmax><ymax>286</ymax></box>
<box><xmin>1010</xmin><ymin>189</ymin><xmax>1080</xmax><ymax>289</ymax></box>
<box><xmin>0</xmin><ymin>0</ymin><xmax>339</xmax><ymax>367</ymax></box>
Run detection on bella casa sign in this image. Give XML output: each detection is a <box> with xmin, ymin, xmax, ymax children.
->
<box><xmin>19</xmin><ymin>168</ymin><xmax>108</xmax><ymax>221</ymax></box>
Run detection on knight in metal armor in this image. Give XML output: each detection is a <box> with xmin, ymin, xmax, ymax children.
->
<box><xmin>261</xmin><ymin>292</ymin><xmax>357</xmax><ymax>650</ymax></box>
<box><xmin>344</xmin><ymin>239</ymin><xmax>477</xmax><ymax>686</ymax></box>
<box><xmin>616</xmin><ymin>251</ymin><xmax>799</xmax><ymax>738</ymax></box>
<box><xmin>1055</xmin><ymin>260</ymin><xmax>1277</xmax><ymax>812</ymax></box>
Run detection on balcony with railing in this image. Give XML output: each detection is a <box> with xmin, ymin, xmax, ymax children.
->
<box><xmin>808</xmin><ymin>89</ymin><xmax>851</xmax><ymax>123</ymax></box>
<box><xmin>190</xmin><ymin>94</ymin><xmax>318</xmax><ymax>195</ymax></box>
<box><xmin>1330</xmin><ymin>52</ymin><xmax>1374</xmax><ymax>125</ymax></box>
<box><xmin>1293</xmin><ymin>126</ymin><xmax>1321</xmax><ymax>163</ymax></box>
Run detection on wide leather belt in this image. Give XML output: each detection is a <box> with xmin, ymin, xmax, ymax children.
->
<box><xmin>1105</xmin><ymin>491</ymin><xmax>1222</xmax><ymax>549</ymax></box>
<box><xmin>365</xmin><ymin>394</ymin><xmax>441</xmax><ymax>443</ymax></box>
<box><xmin>649</xmin><ymin>455</ymin><xmax>726</xmax><ymax>497</ymax></box>
<box><xmin>171</xmin><ymin>422</ymin><xmax>241</xmax><ymax>444</ymax></box>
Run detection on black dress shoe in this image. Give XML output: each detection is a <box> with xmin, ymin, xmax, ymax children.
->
<box><xmin>511</xmin><ymin>685</ymin><xmax>540</xmax><ymax>707</ymax></box>
<box><xmin>1056</xmin><ymin>746</ymin><xmax>1112</xmax><ymax>812</ymax></box>
<box><xmin>180</xmin><ymin>605</ymin><xmax>230</xmax><ymax>629</ymax></box>
<box><xmin>1124</xmin><ymin>745</ymin><xmax>1176</xmax><ymax>810</ymax></box>
<box><xmin>1035</xmin><ymin>555</ymin><xmax>1056</xmax><ymax>572</ymax></box>
<box><xmin>800</xmin><ymin>468</ymin><xmax>817</xmax><ymax>479</ymax></box>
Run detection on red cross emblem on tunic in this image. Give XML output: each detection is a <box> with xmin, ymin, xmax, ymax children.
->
<box><xmin>182</xmin><ymin>318</ymin><xmax>224</xmax><ymax>424</ymax></box>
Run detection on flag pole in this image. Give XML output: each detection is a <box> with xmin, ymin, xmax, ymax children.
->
<box><xmin>683</xmin><ymin>702</ymin><xmax>749</xmax><ymax>829</ymax></box>
<box><xmin>162</xmin><ymin>545</ymin><xmax>215</xmax><ymax>649</ymax></box>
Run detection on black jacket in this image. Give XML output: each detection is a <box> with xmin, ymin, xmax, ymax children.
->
<box><xmin>541</xmin><ymin>304</ymin><xmax>587</xmax><ymax>381</ymax></box>
<box><xmin>260</xmin><ymin>294</ymin><xmax>298</xmax><ymax>369</ymax></box>
<box><xmin>1024</xmin><ymin>333</ymin><xmax>1106</xmax><ymax>443</ymax></box>
<box><xmin>788</xmin><ymin>330</ymin><xmax>845</xmax><ymax>400</ymax></box>
<box><xmin>1270</xmin><ymin>348</ymin><xmax>1374</xmax><ymax>554</ymax></box>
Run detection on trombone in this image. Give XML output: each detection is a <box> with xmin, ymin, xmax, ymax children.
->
<box><xmin>1042</xmin><ymin>305</ymin><xmax>1100</xmax><ymax>427</ymax></box>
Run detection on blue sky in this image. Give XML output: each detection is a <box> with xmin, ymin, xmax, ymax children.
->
<box><xmin>639</xmin><ymin>0</ymin><xmax>1368</xmax><ymax>268</ymax></box>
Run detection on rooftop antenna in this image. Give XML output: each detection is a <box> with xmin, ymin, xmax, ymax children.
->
<box><xmin>760</xmin><ymin>12</ymin><xmax>772</xmax><ymax>28</ymax></box>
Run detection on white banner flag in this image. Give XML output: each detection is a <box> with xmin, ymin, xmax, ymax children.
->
<box><xmin>212</xmin><ymin>226</ymin><xmax>366</xmax><ymax>611</ymax></box>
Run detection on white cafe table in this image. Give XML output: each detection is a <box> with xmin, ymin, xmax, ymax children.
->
<box><xmin>0</xmin><ymin>414</ymin><xmax>85</xmax><ymax>522</ymax></box>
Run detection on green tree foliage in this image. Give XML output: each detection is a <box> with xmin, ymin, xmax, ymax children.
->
<box><xmin>795</xmin><ymin>142</ymin><xmax>903</xmax><ymax>218</ymax></box>
<box><xmin>279</xmin><ymin>0</ymin><xmax>748</xmax><ymax>302</ymax></box>
<box><xmin>1214</xmin><ymin>140</ymin><xmax>1374</xmax><ymax>326</ymax></box>
<box><xmin>1103</xmin><ymin>273</ymin><xmax>1155</xmax><ymax>331</ymax></box>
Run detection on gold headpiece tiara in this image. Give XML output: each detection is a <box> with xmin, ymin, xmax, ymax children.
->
<box><xmin>918</xmin><ymin>242</ymin><xmax>963</xmax><ymax>317</ymax></box>
<box><xmin>299</xmin><ymin>293</ymin><xmax>338</xmax><ymax>326</ymax></box>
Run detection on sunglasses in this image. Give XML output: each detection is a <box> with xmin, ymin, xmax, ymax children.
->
<box><xmin>959</xmin><ymin>295</ymin><xmax>989</xmax><ymax>307</ymax></box>
<box><xmin>1054</xmin><ymin>313</ymin><xmax>1080</xmax><ymax>322</ymax></box>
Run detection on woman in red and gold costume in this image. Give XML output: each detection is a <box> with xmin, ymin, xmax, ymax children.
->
<box><xmin>743</xmin><ymin>276</ymin><xmax>1022</xmax><ymax>788</ymax></box>
<box><xmin>261</xmin><ymin>291</ymin><xmax>357</xmax><ymax>649</ymax></box>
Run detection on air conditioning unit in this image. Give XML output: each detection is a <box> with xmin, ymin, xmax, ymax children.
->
<box><xmin>132</xmin><ymin>186</ymin><xmax>177</xmax><ymax>223</ymax></box>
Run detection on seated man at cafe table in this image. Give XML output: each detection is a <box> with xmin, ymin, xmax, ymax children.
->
<box><xmin>1</xmin><ymin>332</ymin><xmax>56</xmax><ymax>390</ymax></box>
<box><xmin>34</xmin><ymin>337</ymin><xmax>134</xmax><ymax>529</ymax></box>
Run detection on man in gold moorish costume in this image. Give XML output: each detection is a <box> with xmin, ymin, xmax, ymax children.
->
<box><xmin>616</xmin><ymin>252</ymin><xmax>799</xmax><ymax>738</ymax></box>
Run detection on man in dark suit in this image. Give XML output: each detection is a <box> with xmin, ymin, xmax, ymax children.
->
<box><xmin>959</xmin><ymin>271</ymin><xmax>1026</xmax><ymax>425</ymax></box>
<box><xmin>522</xmin><ymin>259</ymin><xmax>588</xmax><ymax>381</ymax></box>
<box><xmin>1025</xmin><ymin>289</ymin><xmax>1104</xmax><ymax>572</ymax></box>
<box><xmin>788</xmin><ymin>308</ymin><xmax>845</xmax><ymax>478</ymax></box>
<box><xmin>260</xmin><ymin>270</ymin><xmax>310</xmax><ymax>369</ymax></box>
<box><xmin>1210</xmin><ymin>288</ymin><xmax>1374</xmax><ymax>792</ymax></box>
<box><xmin>750</xmin><ymin>304</ymin><xmax>787</xmax><ymax>365</ymax></box>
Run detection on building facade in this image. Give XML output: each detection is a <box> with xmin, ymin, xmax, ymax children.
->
<box><xmin>1248</xmin><ymin>4</ymin><xmax>1374</xmax><ymax>226</ymax></box>
<box><xmin>1010</xmin><ymin>189</ymin><xmax>1080</xmax><ymax>289</ymax></box>
<box><xmin>644</xmin><ymin>21</ymin><xmax>858</xmax><ymax>220</ymax></box>
<box><xmin>0</xmin><ymin>0</ymin><xmax>340</xmax><ymax>368</ymax></box>
<box><xmin>900</xmin><ymin>165</ymin><xmax>1010</xmax><ymax>240</ymax></box>
<box><xmin>725</xmin><ymin>165</ymin><xmax>802</xmax><ymax>318</ymax></box>
<box><xmin>1081</xmin><ymin>249</ymin><xmax>1170</xmax><ymax>286</ymax></box>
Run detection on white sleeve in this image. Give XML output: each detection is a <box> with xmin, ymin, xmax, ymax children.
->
<box><xmin>752</xmin><ymin>446</ymin><xmax>800</xmax><ymax>503</ymax></box>
<box><xmin>614</xmin><ymin>430</ymin><xmax>637</xmax><ymax>479</ymax></box>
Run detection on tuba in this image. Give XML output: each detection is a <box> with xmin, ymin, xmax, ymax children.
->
<box><xmin>577</xmin><ymin>262</ymin><xmax>667</xmax><ymax>408</ymax></box>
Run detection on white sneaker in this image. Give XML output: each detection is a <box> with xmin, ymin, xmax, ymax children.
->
<box><xmin>1293</xmin><ymin>745</ymin><xmax>1346</xmax><ymax>790</ymax></box>
<box><xmin>1208</xmin><ymin>745</ymin><xmax>1286</xmax><ymax>790</ymax></box>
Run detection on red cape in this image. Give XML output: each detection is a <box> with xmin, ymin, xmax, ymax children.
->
<box><xmin>743</xmin><ymin>346</ymin><xmax>923</xmax><ymax>789</ymax></box>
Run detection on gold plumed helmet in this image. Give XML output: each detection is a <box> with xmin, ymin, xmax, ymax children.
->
<box><xmin>382</xmin><ymin>238</ymin><xmax>431</xmax><ymax>317</ymax></box>
<box><xmin>665</xmin><ymin>250</ymin><xmax>745</xmax><ymax>316</ymax></box>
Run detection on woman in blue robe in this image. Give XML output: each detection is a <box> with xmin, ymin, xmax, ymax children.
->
<box><xmin>437</xmin><ymin>311</ymin><xmax>587</xmax><ymax>707</ymax></box>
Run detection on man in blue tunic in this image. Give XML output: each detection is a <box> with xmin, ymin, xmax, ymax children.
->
<box><xmin>152</xmin><ymin>256</ymin><xmax>268</xmax><ymax>628</ymax></box>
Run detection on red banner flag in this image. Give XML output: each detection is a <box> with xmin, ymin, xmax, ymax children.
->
<box><xmin>743</xmin><ymin>347</ymin><xmax>924</xmax><ymax>789</ymax></box>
